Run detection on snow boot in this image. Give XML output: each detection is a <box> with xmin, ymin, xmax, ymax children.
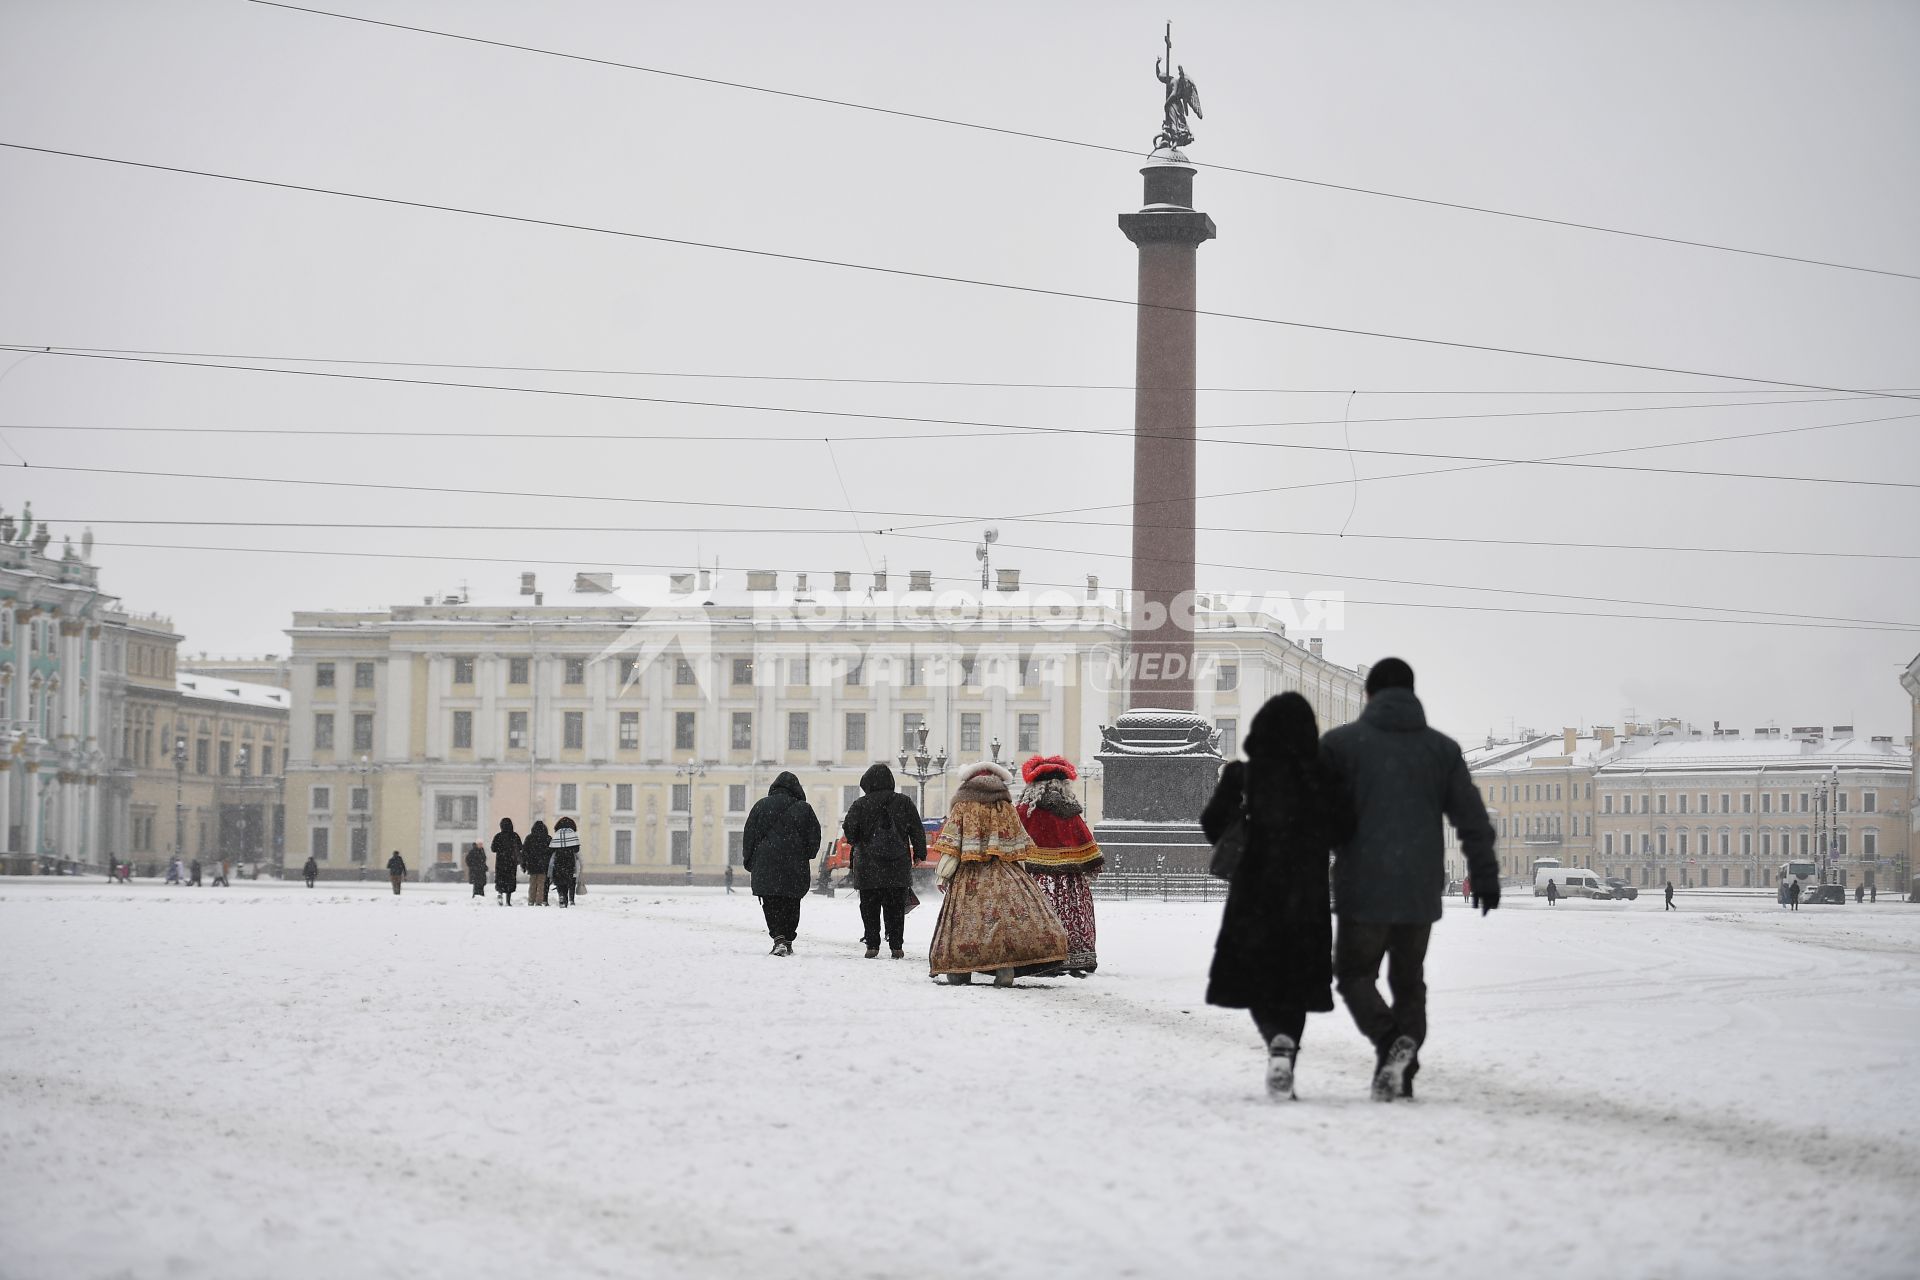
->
<box><xmin>992</xmin><ymin>967</ymin><xmax>1016</xmax><ymax>988</ymax></box>
<box><xmin>890</xmin><ymin>948</ymin><xmax>905</xmax><ymax>960</ymax></box>
<box><xmin>1266</xmin><ymin>1034</ymin><xmax>1299</xmax><ymax>1100</ymax></box>
<box><xmin>1372</xmin><ymin>1035</ymin><xmax>1418</xmax><ymax>1103</ymax></box>
<box><xmin>769</xmin><ymin>940</ymin><xmax>783</xmax><ymax>956</ymax></box>
<box><xmin>865</xmin><ymin>946</ymin><xmax>880</xmax><ymax>959</ymax></box>
<box><xmin>944</xmin><ymin>972</ymin><xmax>973</xmax><ymax>985</ymax></box>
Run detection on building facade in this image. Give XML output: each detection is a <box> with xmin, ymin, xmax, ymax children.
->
<box><xmin>1460</xmin><ymin>727</ymin><xmax>1620</xmax><ymax>883</ymax></box>
<box><xmin>286</xmin><ymin>569</ymin><xmax>1367</xmax><ymax>882</ymax></box>
<box><xmin>1594</xmin><ymin>732</ymin><xmax>1911</xmax><ymax>891</ymax></box>
<box><xmin>1</xmin><ymin>518</ymin><xmax>112</xmax><ymax>872</ymax></box>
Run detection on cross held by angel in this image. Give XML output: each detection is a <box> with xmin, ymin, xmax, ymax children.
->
<box><xmin>1154</xmin><ymin>24</ymin><xmax>1202</xmax><ymax>151</ymax></box>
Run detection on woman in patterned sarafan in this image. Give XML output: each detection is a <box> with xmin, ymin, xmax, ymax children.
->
<box><xmin>1015</xmin><ymin>755</ymin><xmax>1104</xmax><ymax>977</ymax></box>
<box><xmin>928</xmin><ymin>761</ymin><xmax>1069</xmax><ymax>987</ymax></box>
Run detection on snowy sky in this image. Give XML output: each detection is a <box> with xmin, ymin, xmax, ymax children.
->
<box><xmin>2</xmin><ymin>0</ymin><xmax>1916</xmax><ymax>741</ymax></box>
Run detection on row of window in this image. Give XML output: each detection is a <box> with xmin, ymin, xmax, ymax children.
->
<box><xmin>1488</xmin><ymin>781</ymin><xmax>1587</xmax><ymax>804</ymax></box>
<box><xmin>1601</xmin><ymin>789</ymin><xmax>1876</xmax><ymax>816</ymax></box>
<box><xmin>1601</xmin><ymin>829</ymin><xmax>1877</xmax><ymax>859</ymax></box>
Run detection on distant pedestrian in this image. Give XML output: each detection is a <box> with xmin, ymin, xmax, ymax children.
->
<box><xmin>212</xmin><ymin>860</ymin><xmax>230</xmax><ymax>888</ymax></box>
<box><xmin>550</xmin><ymin>817</ymin><xmax>580</xmax><ymax>907</ymax></box>
<box><xmin>1855</xmin><ymin>883</ymin><xmax>1864</xmax><ymax>904</ymax></box>
<box><xmin>464</xmin><ymin>842</ymin><xmax>487</xmax><ymax>898</ymax></box>
<box><xmin>1778</xmin><ymin>878</ymin><xmax>1789</xmax><ymax>909</ymax></box>
<box><xmin>1664</xmin><ymin>881</ymin><xmax>1675</xmax><ymax>911</ymax></box>
<box><xmin>1788</xmin><ymin>880</ymin><xmax>1800</xmax><ymax>911</ymax></box>
<box><xmin>302</xmin><ymin>855</ymin><xmax>318</xmax><ymax>888</ymax></box>
<box><xmin>723</xmin><ymin>863</ymin><xmax>736</xmax><ymax>894</ymax></box>
<box><xmin>843</xmin><ymin>763</ymin><xmax>927</xmax><ymax>960</ymax></box>
<box><xmin>387</xmin><ymin>851</ymin><xmax>407</xmax><ymax>894</ymax></box>
<box><xmin>1546</xmin><ymin>878</ymin><xmax>1560</xmax><ymax>906</ymax></box>
<box><xmin>1016</xmin><ymin>755</ymin><xmax>1103</xmax><ymax>976</ymax></box>
<box><xmin>1319</xmin><ymin>657</ymin><xmax>1497</xmax><ymax>1103</ymax></box>
<box><xmin>188</xmin><ymin>858</ymin><xmax>202</xmax><ymax>887</ymax></box>
<box><xmin>1870</xmin><ymin>884</ymin><xmax>1877</xmax><ymax>903</ymax></box>
<box><xmin>491</xmin><ymin>818</ymin><xmax>522</xmax><ymax>906</ymax></box>
<box><xmin>166</xmin><ymin>858</ymin><xmax>183</xmax><ymax>884</ymax></box>
<box><xmin>1201</xmin><ymin>692</ymin><xmax>1348</xmax><ymax>1100</ymax></box>
<box><xmin>522</xmin><ymin>820</ymin><xmax>552</xmax><ymax>905</ymax></box>
<box><xmin>1461</xmin><ymin>876</ymin><xmax>1471</xmax><ymax>904</ymax></box>
<box><xmin>743</xmin><ymin>772</ymin><xmax>821</xmax><ymax>956</ymax></box>
<box><xmin>927</xmin><ymin>761</ymin><xmax>1068</xmax><ymax>987</ymax></box>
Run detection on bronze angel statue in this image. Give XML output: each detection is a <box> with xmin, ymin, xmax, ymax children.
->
<box><xmin>1154</xmin><ymin>24</ymin><xmax>1202</xmax><ymax>150</ymax></box>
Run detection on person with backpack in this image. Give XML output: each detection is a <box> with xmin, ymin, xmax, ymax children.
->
<box><xmin>522</xmin><ymin>820</ymin><xmax>552</xmax><ymax>905</ymax></box>
<box><xmin>550</xmin><ymin>817</ymin><xmax>580</xmax><ymax>907</ymax></box>
<box><xmin>841</xmin><ymin>763</ymin><xmax>927</xmax><ymax>959</ymax></box>
<box><xmin>491</xmin><ymin>818</ymin><xmax>522</xmax><ymax>906</ymax></box>
<box><xmin>742</xmin><ymin>773</ymin><xmax>822</xmax><ymax>955</ymax></box>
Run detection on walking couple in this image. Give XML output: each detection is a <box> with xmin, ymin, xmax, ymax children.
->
<box><xmin>1202</xmin><ymin>658</ymin><xmax>1499</xmax><ymax>1101</ymax></box>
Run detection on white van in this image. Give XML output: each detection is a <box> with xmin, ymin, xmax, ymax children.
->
<box><xmin>1535</xmin><ymin>868</ymin><xmax>1611</xmax><ymax>899</ymax></box>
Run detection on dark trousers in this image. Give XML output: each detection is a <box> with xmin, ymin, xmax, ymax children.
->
<box><xmin>1251</xmin><ymin>1005</ymin><xmax>1307</xmax><ymax>1047</ymax></box>
<box><xmin>390</xmin><ymin>874</ymin><xmax>403</xmax><ymax>895</ymax></box>
<box><xmin>858</xmin><ymin>888</ymin><xmax>908</xmax><ymax>949</ymax></box>
<box><xmin>1335</xmin><ymin>921</ymin><xmax>1432</xmax><ymax>1054</ymax></box>
<box><xmin>553</xmin><ymin>875</ymin><xmax>576</xmax><ymax>906</ymax></box>
<box><xmin>304</xmin><ymin>873</ymin><xmax>316</xmax><ymax>888</ymax></box>
<box><xmin>760</xmin><ymin>895</ymin><xmax>802</xmax><ymax>942</ymax></box>
<box><xmin>469</xmin><ymin>871</ymin><xmax>486</xmax><ymax>896</ymax></box>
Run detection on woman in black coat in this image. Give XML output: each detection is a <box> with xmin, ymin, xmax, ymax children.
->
<box><xmin>491</xmin><ymin>818</ymin><xmax>521</xmax><ymax>906</ymax></box>
<box><xmin>522</xmin><ymin>820</ymin><xmax>552</xmax><ymax>905</ymax></box>
<box><xmin>741</xmin><ymin>772</ymin><xmax>822</xmax><ymax>956</ymax></box>
<box><xmin>463</xmin><ymin>842</ymin><xmax>488</xmax><ymax>898</ymax></box>
<box><xmin>1201</xmin><ymin>692</ymin><xmax>1347</xmax><ymax>1100</ymax></box>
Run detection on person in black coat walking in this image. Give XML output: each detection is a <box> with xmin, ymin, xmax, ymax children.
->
<box><xmin>742</xmin><ymin>772</ymin><xmax>821</xmax><ymax>956</ymax></box>
<box><xmin>1320</xmin><ymin>658</ymin><xmax>1498</xmax><ymax>1102</ymax></box>
<box><xmin>1664</xmin><ymin>880</ymin><xmax>1676</xmax><ymax>911</ymax></box>
<box><xmin>302</xmin><ymin>855</ymin><xmax>318</xmax><ymax>888</ymax></box>
<box><xmin>522</xmin><ymin>820</ymin><xmax>552</xmax><ymax>905</ymax></box>
<box><xmin>387</xmin><ymin>850</ymin><xmax>407</xmax><ymax>894</ymax></box>
<box><xmin>490</xmin><ymin>818</ymin><xmax>522</xmax><ymax>906</ymax></box>
<box><xmin>1201</xmin><ymin>693</ymin><xmax>1348</xmax><ymax>1100</ymax></box>
<box><xmin>464</xmin><ymin>842</ymin><xmax>487</xmax><ymax>898</ymax></box>
<box><xmin>1546</xmin><ymin>878</ymin><xmax>1560</xmax><ymax>906</ymax></box>
<box><xmin>842</xmin><ymin>762</ymin><xmax>927</xmax><ymax>959</ymax></box>
<box><xmin>550</xmin><ymin>817</ymin><xmax>580</xmax><ymax>907</ymax></box>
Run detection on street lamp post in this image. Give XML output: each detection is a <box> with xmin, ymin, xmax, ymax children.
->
<box><xmin>675</xmin><ymin>760</ymin><xmax>708</xmax><ymax>885</ymax></box>
<box><xmin>172</xmin><ymin>735</ymin><xmax>187</xmax><ymax>868</ymax></box>
<box><xmin>896</xmin><ymin>723</ymin><xmax>949</xmax><ymax>815</ymax></box>
<box><xmin>355</xmin><ymin>754</ymin><xmax>374</xmax><ymax>872</ymax></box>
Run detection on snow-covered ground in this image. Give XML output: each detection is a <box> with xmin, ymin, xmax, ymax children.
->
<box><xmin>2</xmin><ymin>879</ymin><xmax>1916</xmax><ymax>1280</ymax></box>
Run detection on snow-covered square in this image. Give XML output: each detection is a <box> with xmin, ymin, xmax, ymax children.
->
<box><xmin>2</xmin><ymin>880</ymin><xmax>1916</xmax><ymax>1279</ymax></box>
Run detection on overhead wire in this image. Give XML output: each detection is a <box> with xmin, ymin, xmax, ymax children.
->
<box><xmin>79</xmin><ymin>537</ymin><xmax>1920</xmax><ymax>634</ymax></box>
<box><xmin>34</xmin><ymin>517</ymin><xmax>1920</xmax><ymax>562</ymax></box>
<box><xmin>14</xmin><ymin>343</ymin><xmax>1920</xmax><ymax>396</ymax></box>
<box><xmin>5</xmin><ymin>143</ymin><xmax>1917</xmax><ymax>403</ymax></box>
<box><xmin>245</xmin><ymin>0</ymin><xmax>1920</xmax><ymax>283</ymax></box>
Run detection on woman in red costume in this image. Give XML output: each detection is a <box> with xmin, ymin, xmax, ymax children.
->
<box><xmin>1016</xmin><ymin>755</ymin><xmax>1104</xmax><ymax>977</ymax></box>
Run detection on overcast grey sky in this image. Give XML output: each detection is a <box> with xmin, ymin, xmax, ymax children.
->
<box><xmin>3</xmin><ymin>0</ymin><xmax>1916</xmax><ymax>741</ymax></box>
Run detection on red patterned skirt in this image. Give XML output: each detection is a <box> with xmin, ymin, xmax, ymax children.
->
<box><xmin>1030</xmin><ymin>869</ymin><xmax>1098</xmax><ymax>973</ymax></box>
<box><xmin>930</xmin><ymin>859</ymin><xmax>1069</xmax><ymax>976</ymax></box>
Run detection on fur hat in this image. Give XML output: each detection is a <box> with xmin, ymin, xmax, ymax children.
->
<box><xmin>958</xmin><ymin>760</ymin><xmax>1014</xmax><ymax>785</ymax></box>
<box><xmin>1020</xmin><ymin>754</ymin><xmax>1077</xmax><ymax>784</ymax></box>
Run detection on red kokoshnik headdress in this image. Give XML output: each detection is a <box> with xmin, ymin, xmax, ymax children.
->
<box><xmin>1020</xmin><ymin>754</ymin><xmax>1078</xmax><ymax>784</ymax></box>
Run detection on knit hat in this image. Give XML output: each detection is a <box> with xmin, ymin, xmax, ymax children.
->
<box><xmin>1020</xmin><ymin>754</ymin><xmax>1077</xmax><ymax>784</ymax></box>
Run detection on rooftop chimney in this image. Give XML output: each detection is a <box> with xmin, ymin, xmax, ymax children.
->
<box><xmin>746</xmin><ymin>571</ymin><xmax>777</xmax><ymax>593</ymax></box>
<box><xmin>1597</xmin><ymin>725</ymin><xmax>1615</xmax><ymax>750</ymax></box>
<box><xmin>873</xmin><ymin>570</ymin><xmax>888</xmax><ymax>592</ymax></box>
<box><xmin>909</xmin><ymin>569</ymin><xmax>933</xmax><ymax>593</ymax></box>
<box><xmin>1832</xmin><ymin>725</ymin><xmax>1854</xmax><ymax>737</ymax></box>
<box><xmin>1562</xmin><ymin>728</ymin><xmax>1578</xmax><ymax>756</ymax></box>
<box><xmin>834</xmin><ymin>571</ymin><xmax>851</xmax><ymax>592</ymax></box>
<box><xmin>1308</xmin><ymin>637</ymin><xmax>1323</xmax><ymax>658</ymax></box>
<box><xmin>995</xmin><ymin>568</ymin><xmax>1020</xmax><ymax>592</ymax></box>
<box><xmin>574</xmin><ymin>572</ymin><xmax>614</xmax><ymax>594</ymax></box>
<box><xmin>520</xmin><ymin>572</ymin><xmax>537</xmax><ymax>596</ymax></box>
<box><xmin>670</xmin><ymin>573</ymin><xmax>694</xmax><ymax>594</ymax></box>
<box><xmin>1086</xmin><ymin>574</ymin><xmax>1099</xmax><ymax>600</ymax></box>
<box><xmin>699</xmin><ymin>568</ymin><xmax>711</xmax><ymax>591</ymax></box>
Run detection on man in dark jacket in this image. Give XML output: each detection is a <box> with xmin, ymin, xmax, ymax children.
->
<box><xmin>386</xmin><ymin>850</ymin><xmax>407</xmax><ymax>894</ymax></box>
<box><xmin>1665</xmin><ymin>880</ymin><xmax>1677</xmax><ymax>911</ymax></box>
<box><xmin>302</xmin><ymin>855</ymin><xmax>318</xmax><ymax>888</ymax></box>
<box><xmin>742</xmin><ymin>772</ymin><xmax>822</xmax><ymax>956</ymax></box>
<box><xmin>841</xmin><ymin>763</ymin><xmax>927</xmax><ymax>959</ymax></box>
<box><xmin>1320</xmin><ymin>657</ymin><xmax>1497</xmax><ymax>1103</ymax></box>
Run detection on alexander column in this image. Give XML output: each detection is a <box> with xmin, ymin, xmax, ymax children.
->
<box><xmin>1094</xmin><ymin>26</ymin><xmax>1224</xmax><ymax>873</ymax></box>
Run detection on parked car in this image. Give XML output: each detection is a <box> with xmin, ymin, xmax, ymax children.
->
<box><xmin>1604</xmin><ymin>877</ymin><xmax>1640</xmax><ymax>901</ymax></box>
<box><xmin>1802</xmin><ymin>883</ymin><xmax>1847</xmax><ymax>905</ymax></box>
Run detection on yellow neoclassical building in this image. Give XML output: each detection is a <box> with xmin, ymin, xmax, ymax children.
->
<box><xmin>286</xmin><ymin>568</ymin><xmax>1367</xmax><ymax>882</ymax></box>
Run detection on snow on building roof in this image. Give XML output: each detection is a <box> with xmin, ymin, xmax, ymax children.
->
<box><xmin>1596</xmin><ymin>736</ymin><xmax>1910</xmax><ymax>775</ymax></box>
<box><xmin>1466</xmin><ymin>733</ymin><xmax>1625</xmax><ymax>772</ymax></box>
<box><xmin>176</xmin><ymin>674</ymin><xmax>290</xmax><ymax>712</ymax></box>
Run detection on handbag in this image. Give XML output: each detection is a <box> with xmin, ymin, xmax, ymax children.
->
<box><xmin>1208</xmin><ymin>789</ymin><xmax>1251</xmax><ymax>881</ymax></box>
